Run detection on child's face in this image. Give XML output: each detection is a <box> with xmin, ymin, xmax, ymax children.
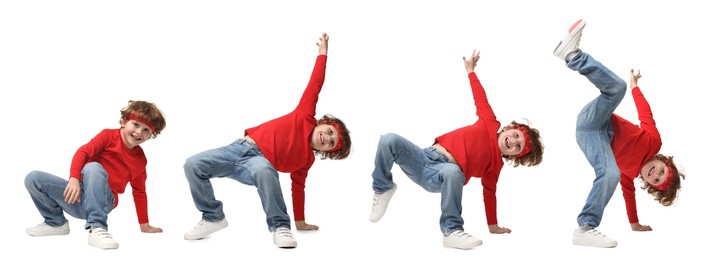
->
<box><xmin>497</xmin><ymin>128</ymin><xmax>526</xmax><ymax>156</ymax></box>
<box><xmin>310</xmin><ymin>124</ymin><xmax>340</xmax><ymax>152</ymax></box>
<box><xmin>640</xmin><ymin>157</ymin><xmax>669</xmax><ymax>187</ymax></box>
<box><xmin>120</xmin><ymin>119</ymin><xmax>152</xmax><ymax>149</ymax></box>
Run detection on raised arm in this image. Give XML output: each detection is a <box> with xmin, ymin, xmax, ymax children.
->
<box><xmin>294</xmin><ymin>33</ymin><xmax>329</xmax><ymax>116</ymax></box>
<box><xmin>463</xmin><ymin>50</ymin><xmax>496</xmax><ymax>121</ymax></box>
<box><xmin>629</xmin><ymin>69</ymin><xmax>660</xmax><ymax>141</ymax></box>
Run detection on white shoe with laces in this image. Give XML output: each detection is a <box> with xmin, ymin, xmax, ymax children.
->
<box><xmin>573</xmin><ymin>228</ymin><xmax>618</xmax><ymax>248</ymax></box>
<box><xmin>26</xmin><ymin>222</ymin><xmax>70</xmax><ymax>236</ymax></box>
<box><xmin>272</xmin><ymin>227</ymin><xmax>297</xmax><ymax>248</ymax></box>
<box><xmin>88</xmin><ymin>227</ymin><xmax>119</xmax><ymax>249</ymax></box>
<box><xmin>443</xmin><ymin>230</ymin><xmax>483</xmax><ymax>249</ymax></box>
<box><xmin>184</xmin><ymin>219</ymin><xmax>229</xmax><ymax>240</ymax></box>
<box><xmin>370</xmin><ymin>184</ymin><xmax>397</xmax><ymax>222</ymax></box>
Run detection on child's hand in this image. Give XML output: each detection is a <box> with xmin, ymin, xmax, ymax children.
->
<box><xmin>295</xmin><ymin>220</ymin><xmax>319</xmax><ymax>231</ymax></box>
<box><xmin>317</xmin><ymin>32</ymin><xmax>329</xmax><ymax>55</ymax></box>
<box><xmin>463</xmin><ymin>49</ymin><xmax>480</xmax><ymax>74</ymax></box>
<box><xmin>488</xmin><ymin>224</ymin><xmax>512</xmax><ymax>234</ymax></box>
<box><xmin>630</xmin><ymin>69</ymin><xmax>641</xmax><ymax>89</ymax></box>
<box><xmin>140</xmin><ymin>223</ymin><xmax>163</xmax><ymax>233</ymax></box>
<box><xmin>630</xmin><ymin>222</ymin><xmax>652</xmax><ymax>231</ymax></box>
<box><xmin>63</xmin><ymin>177</ymin><xmax>81</xmax><ymax>204</ymax></box>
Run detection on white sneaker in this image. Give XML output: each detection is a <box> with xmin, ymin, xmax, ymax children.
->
<box><xmin>88</xmin><ymin>227</ymin><xmax>119</xmax><ymax>249</ymax></box>
<box><xmin>26</xmin><ymin>222</ymin><xmax>70</xmax><ymax>236</ymax></box>
<box><xmin>573</xmin><ymin>228</ymin><xmax>617</xmax><ymax>248</ymax></box>
<box><xmin>553</xmin><ymin>19</ymin><xmax>586</xmax><ymax>61</ymax></box>
<box><xmin>370</xmin><ymin>184</ymin><xmax>397</xmax><ymax>222</ymax></box>
<box><xmin>443</xmin><ymin>230</ymin><xmax>483</xmax><ymax>249</ymax></box>
<box><xmin>272</xmin><ymin>227</ymin><xmax>297</xmax><ymax>248</ymax></box>
<box><xmin>184</xmin><ymin>219</ymin><xmax>228</xmax><ymax>240</ymax></box>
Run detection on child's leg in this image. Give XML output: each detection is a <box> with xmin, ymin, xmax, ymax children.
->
<box><xmin>243</xmin><ymin>156</ymin><xmax>290</xmax><ymax>231</ymax></box>
<box><xmin>572</xmin><ymin>52</ymin><xmax>625</xmax><ymax>228</ymax></box>
<box><xmin>421</xmin><ymin>163</ymin><xmax>465</xmax><ymax>235</ymax></box>
<box><xmin>183</xmin><ymin>139</ymin><xmax>254</xmax><ymax>222</ymax></box>
<box><xmin>24</xmin><ymin>171</ymin><xmax>75</xmax><ymax>226</ymax></box>
<box><xmin>570</xmin><ymin>51</ymin><xmax>627</xmax><ymax>128</ymax></box>
<box><xmin>80</xmin><ymin>162</ymin><xmax>115</xmax><ymax>231</ymax></box>
<box><xmin>371</xmin><ymin>133</ymin><xmax>430</xmax><ymax>193</ymax></box>
<box><xmin>575</xmin><ymin>132</ymin><xmax>621</xmax><ymax>228</ymax></box>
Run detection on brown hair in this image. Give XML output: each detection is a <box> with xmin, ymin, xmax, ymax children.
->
<box><xmin>638</xmin><ymin>154</ymin><xmax>684</xmax><ymax>206</ymax></box>
<box><xmin>500</xmin><ymin>120</ymin><xmax>543</xmax><ymax>167</ymax></box>
<box><xmin>119</xmin><ymin>100</ymin><xmax>166</xmax><ymax>138</ymax></box>
<box><xmin>314</xmin><ymin>114</ymin><xmax>351</xmax><ymax>160</ymax></box>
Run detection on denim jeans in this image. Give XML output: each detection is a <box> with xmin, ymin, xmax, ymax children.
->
<box><xmin>570</xmin><ymin>51</ymin><xmax>627</xmax><ymax>229</ymax></box>
<box><xmin>184</xmin><ymin>138</ymin><xmax>290</xmax><ymax>231</ymax></box>
<box><xmin>24</xmin><ymin>162</ymin><xmax>115</xmax><ymax>230</ymax></box>
<box><xmin>371</xmin><ymin>133</ymin><xmax>466</xmax><ymax>235</ymax></box>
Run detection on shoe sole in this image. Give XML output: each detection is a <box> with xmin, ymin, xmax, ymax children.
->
<box><xmin>553</xmin><ymin>19</ymin><xmax>586</xmax><ymax>57</ymax></box>
<box><xmin>89</xmin><ymin>241</ymin><xmax>119</xmax><ymax>249</ymax></box>
<box><xmin>443</xmin><ymin>240</ymin><xmax>483</xmax><ymax>250</ymax></box>
<box><xmin>572</xmin><ymin>239</ymin><xmax>617</xmax><ymax>248</ymax></box>
<box><xmin>370</xmin><ymin>184</ymin><xmax>397</xmax><ymax>223</ymax></box>
<box><xmin>275</xmin><ymin>241</ymin><xmax>298</xmax><ymax>248</ymax></box>
<box><xmin>26</xmin><ymin>229</ymin><xmax>70</xmax><ymax>236</ymax></box>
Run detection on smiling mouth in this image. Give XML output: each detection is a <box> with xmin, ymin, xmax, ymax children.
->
<box><xmin>319</xmin><ymin>132</ymin><xmax>324</xmax><ymax>146</ymax></box>
<box><xmin>505</xmin><ymin>137</ymin><xmax>510</xmax><ymax>149</ymax></box>
<box><xmin>647</xmin><ymin>167</ymin><xmax>655</xmax><ymax>177</ymax></box>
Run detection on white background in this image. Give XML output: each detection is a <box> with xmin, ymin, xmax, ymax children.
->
<box><xmin>1</xmin><ymin>0</ymin><xmax>702</xmax><ymax>259</ymax></box>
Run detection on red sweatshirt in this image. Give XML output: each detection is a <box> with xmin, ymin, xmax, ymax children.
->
<box><xmin>69</xmin><ymin>128</ymin><xmax>151</xmax><ymax>224</ymax></box>
<box><xmin>612</xmin><ymin>87</ymin><xmax>662</xmax><ymax>224</ymax></box>
<box><xmin>244</xmin><ymin>54</ymin><xmax>327</xmax><ymax>221</ymax></box>
<box><xmin>434</xmin><ymin>72</ymin><xmax>504</xmax><ymax>225</ymax></box>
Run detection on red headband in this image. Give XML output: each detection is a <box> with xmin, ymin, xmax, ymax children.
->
<box><xmin>330</xmin><ymin>123</ymin><xmax>345</xmax><ymax>152</ymax></box>
<box><xmin>125</xmin><ymin>113</ymin><xmax>155</xmax><ymax>132</ymax></box>
<box><xmin>516</xmin><ymin>127</ymin><xmax>532</xmax><ymax>158</ymax></box>
<box><xmin>653</xmin><ymin>158</ymin><xmax>675</xmax><ymax>191</ymax></box>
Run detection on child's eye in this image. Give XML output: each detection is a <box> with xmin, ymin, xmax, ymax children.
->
<box><xmin>654</xmin><ymin>178</ymin><xmax>660</xmax><ymax>184</ymax></box>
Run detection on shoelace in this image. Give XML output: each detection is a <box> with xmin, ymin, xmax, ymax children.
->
<box><xmin>372</xmin><ymin>193</ymin><xmax>382</xmax><ymax>206</ymax></box>
<box><xmin>586</xmin><ymin>229</ymin><xmax>605</xmax><ymax>238</ymax></box>
<box><xmin>451</xmin><ymin>231</ymin><xmax>472</xmax><ymax>239</ymax></box>
<box><xmin>276</xmin><ymin>228</ymin><xmax>293</xmax><ymax>238</ymax></box>
<box><xmin>93</xmin><ymin>229</ymin><xmax>113</xmax><ymax>239</ymax></box>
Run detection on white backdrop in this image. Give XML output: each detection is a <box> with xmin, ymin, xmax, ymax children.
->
<box><xmin>1</xmin><ymin>1</ymin><xmax>701</xmax><ymax>259</ymax></box>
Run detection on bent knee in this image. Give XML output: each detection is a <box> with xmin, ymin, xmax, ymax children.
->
<box><xmin>379</xmin><ymin>133</ymin><xmax>403</xmax><ymax>146</ymax></box>
<box><xmin>24</xmin><ymin>170</ymin><xmax>45</xmax><ymax>187</ymax></box>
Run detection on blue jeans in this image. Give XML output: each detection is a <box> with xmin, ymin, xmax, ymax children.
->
<box><xmin>24</xmin><ymin>162</ymin><xmax>115</xmax><ymax>230</ymax></box>
<box><xmin>371</xmin><ymin>133</ymin><xmax>466</xmax><ymax>235</ymax></box>
<box><xmin>570</xmin><ymin>51</ymin><xmax>627</xmax><ymax>229</ymax></box>
<box><xmin>184</xmin><ymin>138</ymin><xmax>290</xmax><ymax>232</ymax></box>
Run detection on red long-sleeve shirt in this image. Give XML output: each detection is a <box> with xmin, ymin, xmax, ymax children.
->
<box><xmin>69</xmin><ymin>128</ymin><xmax>151</xmax><ymax>224</ymax></box>
<box><xmin>434</xmin><ymin>72</ymin><xmax>504</xmax><ymax>225</ymax></box>
<box><xmin>612</xmin><ymin>87</ymin><xmax>662</xmax><ymax>224</ymax></box>
<box><xmin>244</xmin><ymin>54</ymin><xmax>327</xmax><ymax>221</ymax></box>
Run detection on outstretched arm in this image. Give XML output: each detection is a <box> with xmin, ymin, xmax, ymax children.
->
<box><xmin>463</xmin><ymin>49</ymin><xmax>496</xmax><ymax>121</ymax></box>
<box><xmin>629</xmin><ymin>69</ymin><xmax>660</xmax><ymax>141</ymax></box>
<box><xmin>294</xmin><ymin>33</ymin><xmax>329</xmax><ymax>116</ymax></box>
